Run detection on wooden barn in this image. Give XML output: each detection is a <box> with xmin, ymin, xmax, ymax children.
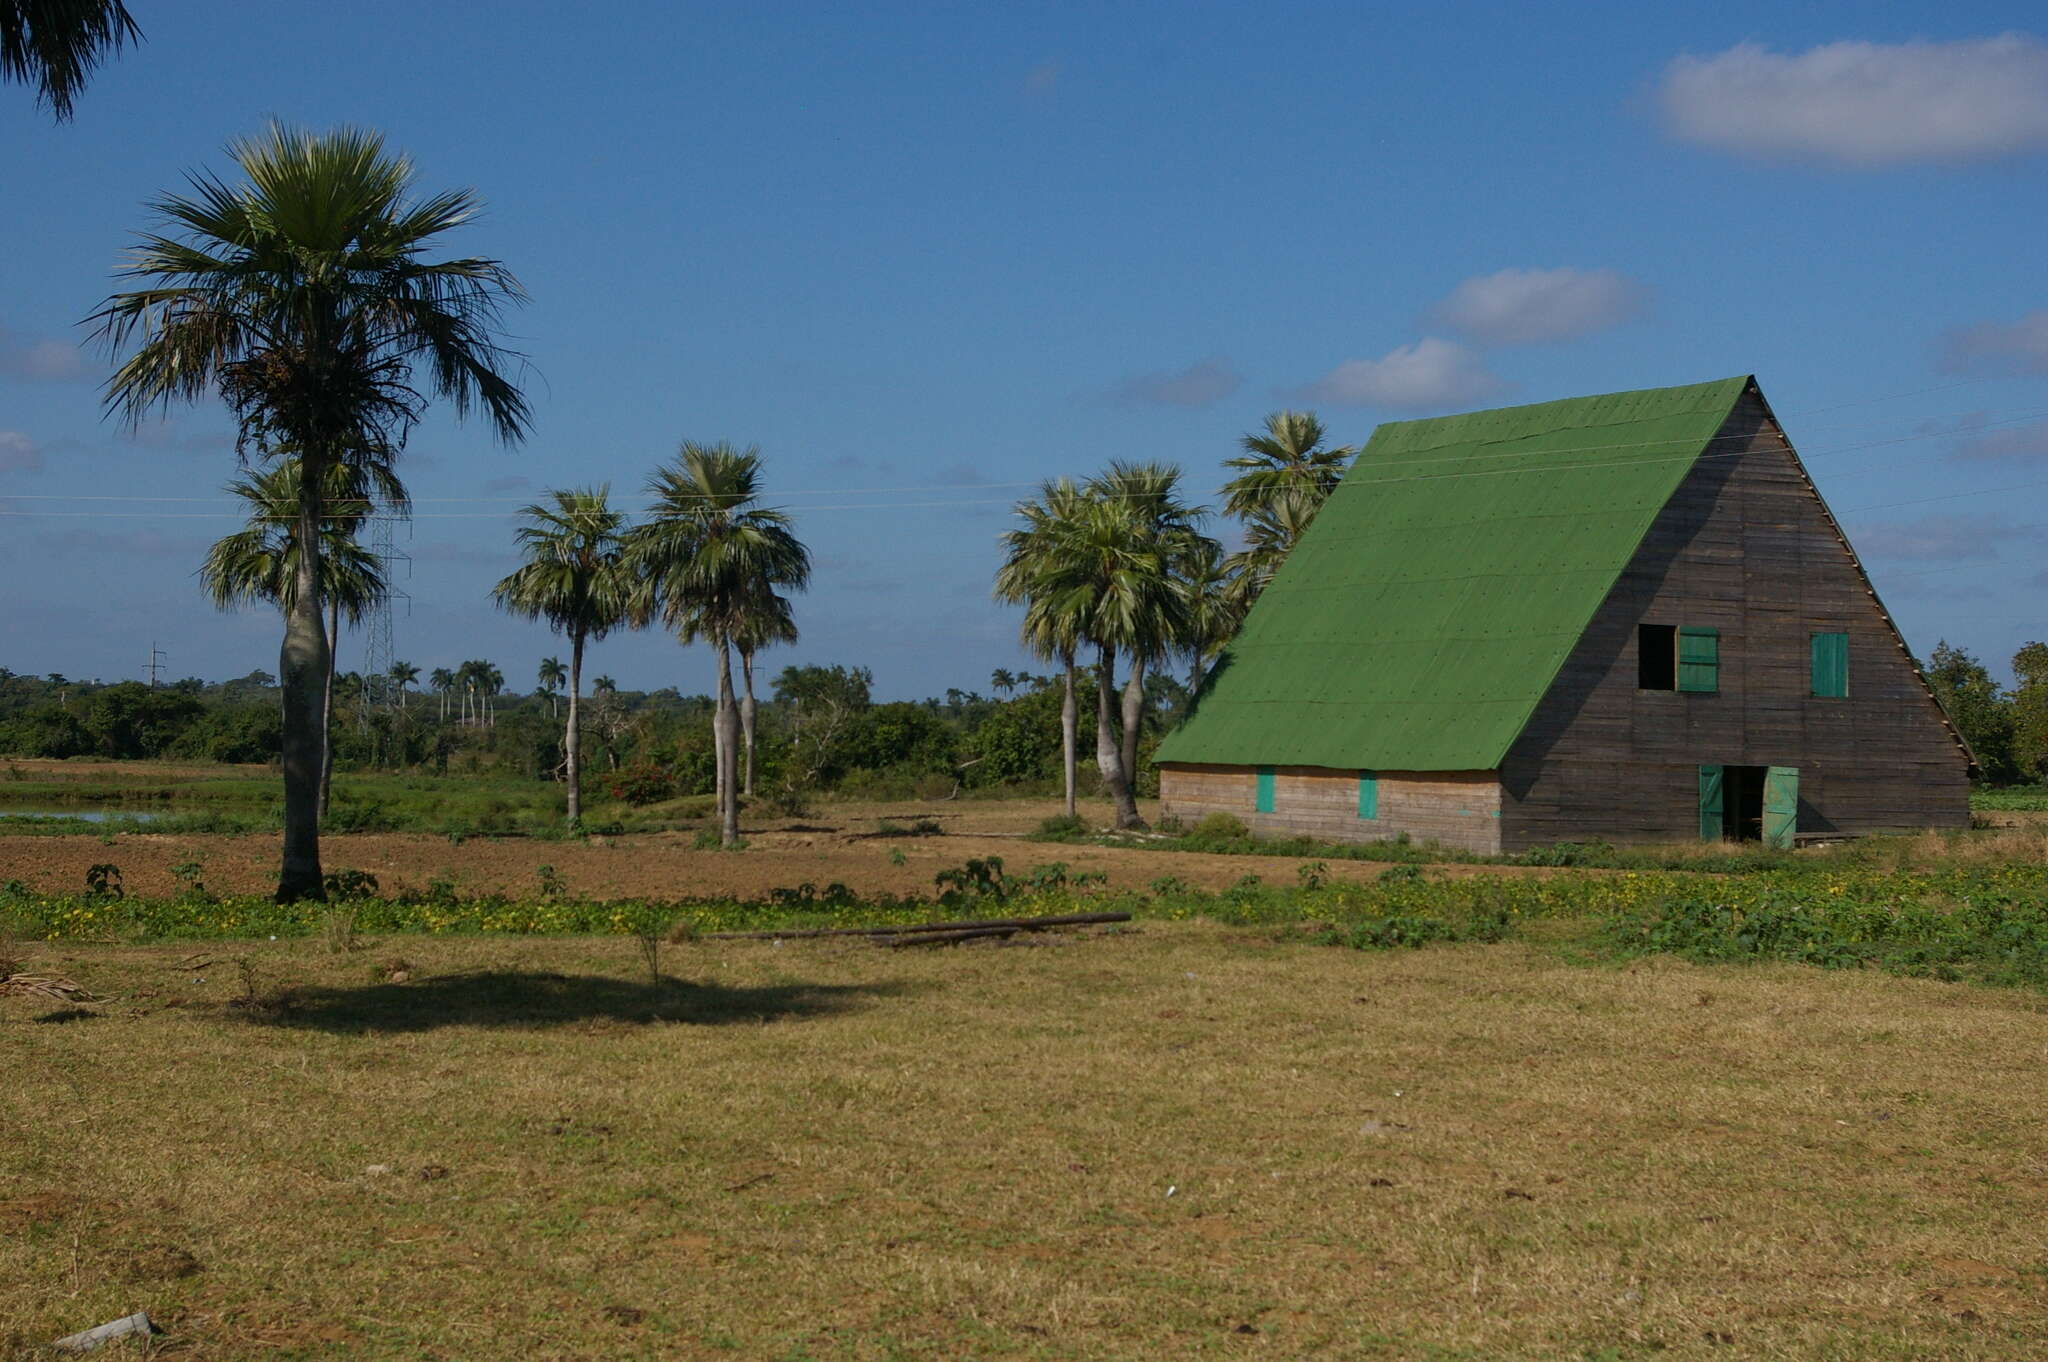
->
<box><xmin>1154</xmin><ymin>376</ymin><xmax>1973</xmax><ymax>853</ymax></box>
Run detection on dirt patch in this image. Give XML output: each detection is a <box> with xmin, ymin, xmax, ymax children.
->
<box><xmin>0</xmin><ymin>799</ymin><xmax>1558</xmax><ymax>900</ymax></box>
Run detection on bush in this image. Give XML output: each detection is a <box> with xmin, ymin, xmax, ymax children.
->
<box><xmin>605</xmin><ymin>761</ymin><xmax>676</xmax><ymax>806</ymax></box>
<box><xmin>1189</xmin><ymin>812</ymin><xmax>1249</xmax><ymax>842</ymax></box>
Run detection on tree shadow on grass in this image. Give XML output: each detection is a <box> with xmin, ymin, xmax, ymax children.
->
<box><xmin>239</xmin><ymin>970</ymin><xmax>911</xmax><ymax>1035</ymax></box>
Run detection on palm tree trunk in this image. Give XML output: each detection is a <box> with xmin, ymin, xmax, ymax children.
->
<box><xmin>1095</xmin><ymin>644</ymin><xmax>1142</xmax><ymax>829</ymax></box>
<box><xmin>565</xmin><ymin>633</ymin><xmax>584</xmax><ymax>826</ymax></box>
<box><xmin>715</xmin><ymin>638</ymin><xmax>741</xmax><ymax>846</ymax></box>
<box><xmin>1061</xmin><ymin>654</ymin><xmax>1078</xmax><ymax>820</ymax></box>
<box><xmin>318</xmin><ymin>598</ymin><xmax>338</xmax><ymax>822</ymax></box>
<box><xmin>1121</xmin><ymin>654</ymin><xmax>1146</xmax><ymax>789</ymax></box>
<box><xmin>740</xmin><ymin>644</ymin><xmax>758</xmax><ymax>798</ymax></box>
<box><xmin>277</xmin><ymin>451</ymin><xmax>329</xmax><ymax>902</ymax></box>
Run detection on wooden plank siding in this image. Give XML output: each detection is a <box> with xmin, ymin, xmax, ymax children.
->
<box><xmin>1497</xmin><ymin>385</ymin><xmax>1972</xmax><ymax>850</ymax></box>
<box><xmin>1158</xmin><ymin>764</ymin><xmax>1503</xmax><ymax>854</ymax></box>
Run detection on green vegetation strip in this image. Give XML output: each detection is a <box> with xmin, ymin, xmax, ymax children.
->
<box><xmin>8</xmin><ymin>860</ymin><xmax>2047</xmax><ymax>992</ymax></box>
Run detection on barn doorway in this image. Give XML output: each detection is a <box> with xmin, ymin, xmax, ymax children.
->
<box><xmin>1722</xmin><ymin>766</ymin><xmax>1765</xmax><ymax>841</ymax></box>
<box><xmin>1698</xmin><ymin>764</ymin><xmax>1799</xmax><ymax>848</ymax></box>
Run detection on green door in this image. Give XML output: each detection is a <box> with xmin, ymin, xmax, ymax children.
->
<box><xmin>1697</xmin><ymin>765</ymin><xmax>1723</xmax><ymax>841</ymax></box>
<box><xmin>1764</xmin><ymin>766</ymin><xmax>1799</xmax><ymax>850</ymax></box>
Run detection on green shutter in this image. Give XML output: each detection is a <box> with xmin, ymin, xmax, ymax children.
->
<box><xmin>1698</xmin><ymin>764</ymin><xmax>1724</xmax><ymax>841</ymax></box>
<box><xmin>1810</xmin><ymin>632</ymin><xmax>1848</xmax><ymax>698</ymax></box>
<box><xmin>1764</xmin><ymin>766</ymin><xmax>1799</xmax><ymax>849</ymax></box>
<box><xmin>1255</xmin><ymin>767</ymin><xmax>1275</xmax><ymax>814</ymax></box>
<box><xmin>1357</xmin><ymin>771</ymin><xmax>1379</xmax><ymax>820</ymax></box>
<box><xmin>1678</xmin><ymin>627</ymin><xmax>1719</xmax><ymax>693</ymax></box>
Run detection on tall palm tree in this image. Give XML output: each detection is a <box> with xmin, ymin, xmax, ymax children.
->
<box><xmin>478</xmin><ymin>661</ymin><xmax>504</xmax><ymax>728</ymax></box>
<box><xmin>92</xmin><ymin>124</ymin><xmax>530</xmax><ymax>902</ymax></box>
<box><xmin>1087</xmin><ymin>461</ymin><xmax>1203</xmax><ymax>785</ymax></box>
<box><xmin>537</xmin><ymin>656</ymin><xmax>565</xmax><ymax>718</ymax></box>
<box><xmin>198</xmin><ymin>458</ymin><xmax>392</xmax><ymax>821</ymax></box>
<box><xmin>627</xmin><ymin>442</ymin><xmax>809</xmax><ymax>846</ymax></box>
<box><xmin>2</xmin><ymin>0</ymin><xmax>140</xmax><ymax>119</ymax></box>
<box><xmin>995</xmin><ymin>477</ymin><xmax>1090</xmax><ymax>819</ymax></box>
<box><xmin>1220</xmin><ymin>411</ymin><xmax>1354</xmax><ymax>613</ymax></box>
<box><xmin>1174</xmin><ymin>535</ymin><xmax>1241</xmax><ymax>699</ymax></box>
<box><xmin>388</xmin><ymin>660</ymin><xmax>419</xmax><ymax>710</ymax></box>
<box><xmin>493</xmin><ymin>488</ymin><xmax>632</xmax><ymax>826</ymax></box>
<box><xmin>731</xmin><ymin>582</ymin><xmax>797</xmax><ymax>797</ymax></box>
<box><xmin>430</xmin><ymin>666</ymin><xmax>454</xmax><ymax>722</ymax></box>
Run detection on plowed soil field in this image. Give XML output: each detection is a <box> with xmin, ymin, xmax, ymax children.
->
<box><xmin>0</xmin><ymin>798</ymin><xmax>1554</xmax><ymax>900</ymax></box>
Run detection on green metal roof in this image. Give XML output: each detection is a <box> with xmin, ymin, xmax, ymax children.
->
<box><xmin>1156</xmin><ymin>376</ymin><xmax>1754</xmax><ymax>771</ymax></box>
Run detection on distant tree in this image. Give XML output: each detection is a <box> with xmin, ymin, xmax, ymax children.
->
<box><xmin>1</xmin><ymin>0</ymin><xmax>140</xmax><ymax>119</ymax></box>
<box><xmin>2011</xmin><ymin>641</ymin><xmax>2048</xmax><ymax>781</ymax></box>
<box><xmin>731</xmin><ymin>581</ymin><xmax>797</xmax><ymax>797</ymax></box>
<box><xmin>1221</xmin><ymin>410</ymin><xmax>1355</xmax><ymax>613</ymax></box>
<box><xmin>387</xmin><ymin>660</ymin><xmax>419</xmax><ymax>710</ymax></box>
<box><xmin>989</xmin><ymin>668</ymin><xmax>1018</xmax><ymax>697</ymax></box>
<box><xmin>94</xmin><ymin>124</ymin><xmax>530</xmax><ymax>901</ymax></box>
<box><xmin>773</xmin><ymin>663</ymin><xmax>871</xmax><ymax>789</ymax></box>
<box><xmin>537</xmin><ymin>656</ymin><xmax>565</xmax><ymax>717</ymax></box>
<box><xmin>994</xmin><ymin>477</ymin><xmax>1089</xmax><ymax>820</ymax></box>
<box><xmin>1923</xmin><ymin>641</ymin><xmax>2017</xmax><ymax>783</ymax></box>
<box><xmin>430</xmin><ymin>666</ymin><xmax>454</xmax><ymax>722</ymax></box>
<box><xmin>199</xmin><ymin>458</ymin><xmax>391</xmax><ymax>820</ymax></box>
<box><xmin>629</xmin><ymin>443</ymin><xmax>810</xmax><ymax>845</ymax></box>
<box><xmin>492</xmin><ymin>488</ymin><xmax>632</xmax><ymax>825</ymax></box>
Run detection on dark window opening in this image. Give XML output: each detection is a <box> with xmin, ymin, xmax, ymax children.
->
<box><xmin>1638</xmin><ymin>624</ymin><xmax>1676</xmax><ymax>690</ymax></box>
<box><xmin>1723</xmin><ymin>766</ymin><xmax>1766</xmax><ymax>842</ymax></box>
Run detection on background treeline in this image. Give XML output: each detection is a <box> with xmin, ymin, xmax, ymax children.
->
<box><xmin>0</xmin><ymin>663</ymin><xmax>1195</xmax><ymax>804</ymax></box>
<box><xmin>1923</xmin><ymin>641</ymin><xmax>2048</xmax><ymax>785</ymax></box>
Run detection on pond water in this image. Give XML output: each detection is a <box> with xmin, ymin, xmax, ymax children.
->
<box><xmin>0</xmin><ymin>807</ymin><xmax>161</xmax><ymax>824</ymax></box>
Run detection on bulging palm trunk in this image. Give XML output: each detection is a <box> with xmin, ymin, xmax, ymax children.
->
<box><xmin>565</xmin><ymin>633</ymin><xmax>584</xmax><ymax>826</ymax></box>
<box><xmin>278</xmin><ymin>455</ymin><xmax>330</xmax><ymax>902</ymax></box>
<box><xmin>740</xmin><ymin>645</ymin><xmax>758</xmax><ymax>798</ymax></box>
<box><xmin>1095</xmin><ymin>645</ymin><xmax>1142</xmax><ymax>830</ymax></box>
<box><xmin>716</xmin><ymin>639</ymin><xmax>741</xmax><ymax>846</ymax></box>
<box><xmin>1061</xmin><ymin>656</ymin><xmax>1078</xmax><ymax>820</ymax></box>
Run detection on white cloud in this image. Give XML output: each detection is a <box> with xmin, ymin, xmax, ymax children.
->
<box><xmin>1939</xmin><ymin>309</ymin><xmax>2048</xmax><ymax>374</ymax></box>
<box><xmin>1112</xmin><ymin>357</ymin><xmax>1242</xmax><ymax>407</ymax></box>
<box><xmin>1952</xmin><ymin>419</ymin><xmax>2048</xmax><ymax>462</ymax></box>
<box><xmin>1659</xmin><ymin>35</ymin><xmax>2048</xmax><ymax>166</ymax></box>
<box><xmin>1429</xmin><ymin>267</ymin><xmax>1648</xmax><ymax>345</ymax></box>
<box><xmin>1301</xmin><ymin>338</ymin><xmax>1505</xmax><ymax>409</ymax></box>
<box><xmin>0</xmin><ymin>431</ymin><xmax>42</xmax><ymax>474</ymax></box>
<box><xmin>0</xmin><ymin>326</ymin><xmax>87</xmax><ymax>382</ymax></box>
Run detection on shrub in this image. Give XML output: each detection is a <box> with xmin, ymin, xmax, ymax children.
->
<box><xmin>605</xmin><ymin>761</ymin><xmax>677</xmax><ymax>806</ymax></box>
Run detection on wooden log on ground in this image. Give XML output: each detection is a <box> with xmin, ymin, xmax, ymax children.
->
<box><xmin>874</xmin><ymin>926</ymin><xmax>1020</xmax><ymax>948</ymax></box>
<box><xmin>704</xmin><ymin>911</ymin><xmax>1130</xmax><ymax>941</ymax></box>
<box><xmin>53</xmin><ymin>1312</ymin><xmax>156</xmax><ymax>1353</ymax></box>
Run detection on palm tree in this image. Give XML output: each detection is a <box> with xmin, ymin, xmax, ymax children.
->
<box><xmin>493</xmin><ymin>488</ymin><xmax>632</xmax><ymax>825</ymax></box>
<box><xmin>2</xmin><ymin>0</ymin><xmax>140</xmax><ymax>119</ymax></box>
<box><xmin>388</xmin><ymin>660</ymin><xmax>419</xmax><ymax>710</ymax></box>
<box><xmin>430</xmin><ymin>666</ymin><xmax>454</xmax><ymax>722</ymax></box>
<box><xmin>592</xmin><ymin>675</ymin><xmax>617</xmax><ymax>694</ymax></box>
<box><xmin>731</xmin><ymin>582</ymin><xmax>796</xmax><ymax>797</ymax></box>
<box><xmin>537</xmin><ymin>657</ymin><xmax>565</xmax><ymax>718</ymax></box>
<box><xmin>995</xmin><ymin>477</ymin><xmax>1090</xmax><ymax>820</ymax></box>
<box><xmin>1175</xmin><ymin>535</ymin><xmax>1240</xmax><ymax>699</ymax></box>
<box><xmin>478</xmin><ymin>661</ymin><xmax>504</xmax><ymax>728</ymax></box>
<box><xmin>1087</xmin><ymin>461</ymin><xmax>1203</xmax><ymax>787</ymax></box>
<box><xmin>198</xmin><ymin>458</ymin><xmax>391</xmax><ymax>821</ymax></box>
<box><xmin>627</xmin><ymin>442</ymin><xmax>809</xmax><ymax>846</ymax></box>
<box><xmin>92</xmin><ymin>124</ymin><xmax>530</xmax><ymax>902</ymax></box>
<box><xmin>1220</xmin><ymin>411</ymin><xmax>1354</xmax><ymax>612</ymax></box>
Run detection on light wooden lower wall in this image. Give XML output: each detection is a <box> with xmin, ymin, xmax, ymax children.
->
<box><xmin>1157</xmin><ymin>764</ymin><xmax>1503</xmax><ymax>855</ymax></box>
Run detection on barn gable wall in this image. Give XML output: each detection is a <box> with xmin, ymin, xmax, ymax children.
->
<box><xmin>1157</xmin><ymin>765</ymin><xmax>1503</xmax><ymax>854</ymax></box>
<box><xmin>1497</xmin><ymin>387</ymin><xmax>1970</xmax><ymax>850</ymax></box>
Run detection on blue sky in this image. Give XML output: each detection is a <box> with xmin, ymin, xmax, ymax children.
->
<box><xmin>3</xmin><ymin>1</ymin><xmax>2046</xmax><ymax>697</ymax></box>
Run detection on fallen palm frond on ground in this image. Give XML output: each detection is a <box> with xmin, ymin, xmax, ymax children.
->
<box><xmin>0</xmin><ymin>968</ymin><xmax>97</xmax><ymax>1003</ymax></box>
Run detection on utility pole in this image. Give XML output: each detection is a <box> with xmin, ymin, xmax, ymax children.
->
<box><xmin>145</xmin><ymin>643</ymin><xmax>167</xmax><ymax>688</ymax></box>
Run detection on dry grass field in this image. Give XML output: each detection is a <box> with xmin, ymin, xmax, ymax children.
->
<box><xmin>6</xmin><ymin>924</ymin><xmax>2047</xmax><ymax>1360</ymax></box>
